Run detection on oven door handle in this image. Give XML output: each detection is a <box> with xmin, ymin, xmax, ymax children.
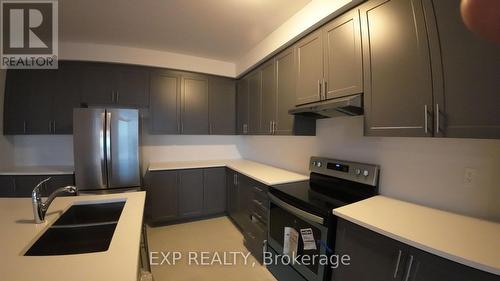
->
<box><xmin>268</xmin><ymin>193</ymin><xmax>324</xmax><ymax>225</ymax></box>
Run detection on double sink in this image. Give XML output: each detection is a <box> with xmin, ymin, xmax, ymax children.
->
<box><xmin>25</xmin><ymin>200</ymin><xmax>126</xmax><ymax>256</ymax></box>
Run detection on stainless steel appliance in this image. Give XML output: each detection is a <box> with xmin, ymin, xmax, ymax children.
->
<box><xmin>267</xmin><ymin>157</ymin><xmax>379</xmax><ymax>281</ymax></box>
<box><xmin>73</xmin><ymin>108</ymin><xmax>140</xmax><ymax>192</ymax></box>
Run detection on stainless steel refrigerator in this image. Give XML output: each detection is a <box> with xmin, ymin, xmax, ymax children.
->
<box><xmin>73</xmin><ymin>108</ymin><xmax>140</xmax><ymax>192</ymax></box>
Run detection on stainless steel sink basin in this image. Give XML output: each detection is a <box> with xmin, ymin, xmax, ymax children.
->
<box><xmin>25</xmin><ymin>200</ymin><xmax>126</xmax><ymax>256</ymax></box>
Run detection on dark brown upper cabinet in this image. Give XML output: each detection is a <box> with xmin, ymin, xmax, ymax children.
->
<box><xmin>81</xmin><ymin>63</ymin><xmax>149</xmax><ymax>108</ymax></box>
<box><xmin>361</xmin><ymin>0</ymin><xmax>434</xmax><ymax>137</ymax></box>
<box><xmin>260</xmin><ymin>59</ymin><xmax>277</xmax><ymax>135</ymax></box>
<box><xmin>236</xmin><ymin>78</ymin><xmax>250</xmax><ymax>134</ymax></box>
<box><xmin>4</xmin><ymin>62</ymin><xmax>81</xmax><ymax>135</ymax></box>
<box><xmin>275</xmin><ymin>48</ymin><xmax>296</xmax><ymax>135</ymax></box>
<box><xmin>208</xmin><ymin>76</ymin><xmax>236</xmax><ymax>135</ymax></box>
<box><xmin>149</xmin><ymin>70</ymin><xmax>181</xmax><ymax>134</ymax></box>
<box><xmin>181</xmin><ymin>74</ymin><xmax>209</xmax><ymax>135</ymax></box>
<box><xmin>423</xmin><ymin>0</ymin><xmax>500</xmax><ymax>139</ymax></box>
<box><xmin>295</xmin><ymin>30</ymin><xmax>324</xmax><ymax>105</ymax></box>
<box><xmin>247</xmin><ymin>69</ymin><xmax>262</xmax><ymax>134</ymax></box>
<box><xmin>323</xmin><ymin>9</ymin><xmax>363</xmax><ymax>100</ymax></box>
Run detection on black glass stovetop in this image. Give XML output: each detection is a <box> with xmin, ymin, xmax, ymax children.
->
<box><xmin>269</xmin><ymin>172</ymin><xmax>378</xmax><ymax>219</ymax></box>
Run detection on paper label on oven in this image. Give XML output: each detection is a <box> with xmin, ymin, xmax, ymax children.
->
<box><xmin>283</xmin><ymin>227</ymin><xmax>299</xmax><ymax>257</ymax></box>
<box><xmin>300</xmin><ymin>228</ymin><xmax>317</xmax><ymax>250</ymax></box>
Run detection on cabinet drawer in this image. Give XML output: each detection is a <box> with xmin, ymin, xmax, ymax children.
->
<box><xmin>251</xmin><ymin>199</ymin><xmax>268</xmax><ymax>224</ymax></box>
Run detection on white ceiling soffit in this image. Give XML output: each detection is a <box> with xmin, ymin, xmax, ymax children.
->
<box><xmin>59</xmin><ymin>0</ymin><xmax>358</xmax><ymax>77</ymax></box>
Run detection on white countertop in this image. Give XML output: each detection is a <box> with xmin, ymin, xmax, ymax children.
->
<box><xmin>333</xmin><ymin>196</ymin><xmax>500</xmax><ymax>275</ymax></box>
<box><xmin>0</xmin><ymin>192</ymin><xmax>146</xmax><ymax>281</ymax></box>
<box><xmin>149</xmin><ymin>159</ymin><xmax>309</xmax><ymax>186</ymax></box>
<box><xmin>0</xmin><ymin>165</ymin><xmax>74</xmax><ymax>175</ymax></box>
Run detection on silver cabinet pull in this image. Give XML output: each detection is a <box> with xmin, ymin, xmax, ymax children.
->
<box><xmin>48</xmin><ymin>121</ymin><xmax>52</xmax><ymax>133</ymax></box>
<box><xmin>393</xmin><ymin>250</ymin><xmax>402</xmax><ymax>279</ymax></box>
<box><xmin>436</xmin><ymin>103</ymin><xmax>440</xmax><ymax>134</ymax></box>
<box><xmin>404</xmin><ymin>255</ymin><xmax>414</xmax><ymax>281</ymax></box>
<box><xmin>23</xmin><ymin>121</ymin><xmax>27</xmax><ymax>133</ymax></box>
<box><xmin>53</xmin><ymin>121</ymin><xmax>56</xmax><ymax>133</ymax></box>
<box><xmin>318</xmin><ymin>80</ymin><xmax>322</xmax><ymax>100</ymax></box>
<box><xmin>115</xmin><ymin>91</ymin><xmax>119</xmax><ymax>103</ymax></box>
<box><xmin>424</xmin><ymin>105</ymin><xmax>429</xmax><ymax>134</ymax></box>
<box><xmin>323</xmin><ymin>80</ymin><xmax>327</xmax><ymax>99</ymax></box>
<box><xmin>269</xmin><ymin>121</ymin><xmax>273</xmax><ymax>134</ymax></box>
<box><xmin>272</xmin><ymin>121</ymin><xmax>276</xmax><ymax>134</ymax></box>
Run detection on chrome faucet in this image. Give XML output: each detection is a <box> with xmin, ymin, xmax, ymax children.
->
<box><xmin>32</xmin><ymin>177</ymin><xmax>78</xmax><ymax>224</ymax></box>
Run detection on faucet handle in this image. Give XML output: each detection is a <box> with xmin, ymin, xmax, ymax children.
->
<box><xmin>32</xmin><ymin>177</ymin><xmax>52</xmax><ymax>199</ymax></box>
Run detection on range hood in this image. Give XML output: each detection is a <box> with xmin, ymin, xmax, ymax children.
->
<box><xmin>288</xmin><ymin>94</ymin><xmax>363</xmax><ymax>119</ymax></box>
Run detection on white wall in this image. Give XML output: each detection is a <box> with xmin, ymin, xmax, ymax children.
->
<box><xmin>239</xmin><ymin>117</ymin><xmax>500</xmax><ymax>222</ymax></box>
<box><xmin>60</xmin><ymin>42</ymin><xmax>236</xmax><ymax>77</ymax></box>
<box><xmin>0</xmin><ymin>69</ymin><xmax>14</xmax><ymax>169</ymax></box>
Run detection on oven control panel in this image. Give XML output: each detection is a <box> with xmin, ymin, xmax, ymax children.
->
<box><xmin>310</xmin><ymin>157</ymin><xmax>379</xmax><ymax>186</ymax></box>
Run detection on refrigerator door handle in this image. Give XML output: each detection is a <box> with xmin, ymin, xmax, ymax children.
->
<box><xmin>106</xmin><ymin>112</ymin><xmax>112</xmax><ymax>180</ymax></box>
<box><xmin>100</xmin><ymin>112</ymin><xmax>108</xmax><ymax>186</ymax></box>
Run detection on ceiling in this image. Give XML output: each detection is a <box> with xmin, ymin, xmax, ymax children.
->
<box><xmin>60</xmin><ymin>0</ymin><xmax>311</xmax><ymax>62</ymax></box>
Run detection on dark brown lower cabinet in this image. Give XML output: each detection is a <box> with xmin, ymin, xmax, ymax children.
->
<box><xmin>332</xmin><ymin>219</ymin><xmax>498</xmax><ymax>281</ymax></box>
<box><xmin>203</xmin><ymin>168</ymin><xmax>226</xmax><ymax>215</ymax></box>
<box><xmin>0</xmin><ymin>174</ymin><xmax>75</xmax><ymax>197</ymax></box>
<box><xmin>178</xmin><ymin>169</ymin><xmax>204</xmax><ymax>218</ymax></box>
<box><xmin>146</xmin><ymin>167</ymin><xmax>227</xmax><ymax>223</ymax></box>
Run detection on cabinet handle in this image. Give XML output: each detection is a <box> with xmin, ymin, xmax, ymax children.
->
<box><xmin>253</xmin><ymin>186</ymin><xmax>264</xmax><ymax>193</ymax></box>
<box><xmin>23</xmin><ymin>121</ymin><xmax>27</xmax><ymax>134</ymax></box>
<box><xmin>323</xmin><ymin>80</ymin><xmax>327</xmax><ymax>99</ymax></box>
<box><xmin>272</xmin><ymin>121</ymin><xmax>276</xmax><ymax>134</ymax></box>
<box><xmin>53</xmin><ymin>121</ymin><xmax>56</xmax><ymax>133</ymax></box>
<box><xmin>48</xmin><ymin>121</ymin><xmax>52</xmax><ymax>133</ymax></box>
<box><xmin>435</xmin><ymin>103</ymin><xmax>441</xmax><ymax>134</ymax></box>
<box><xmin>424</xmin><ymin>105</ymin><xmax>429</xmax><ymax>134</ymax></box>
<box><xmin>269</xmin><ymin>121</ymin><xmax>273</xmax><ymax>134</ymax></box>
<box><xmin>318</xmin><ymin>80</ymin><xmax>322</xmax><ymax>100</ymax></box>
<box><xmin>393</xmin><ymin>250</ymin><xmax>402</xmax><ymax>279</ymax></box>
<box><xmin>404</xmin><ymin>255</ymin><xmax>414</xmax><ymax>281</ymax></box>
<box><xmin>115</xmin><ymin>91</ymin><xmax>119</xmax><ymax>103</ymax></box>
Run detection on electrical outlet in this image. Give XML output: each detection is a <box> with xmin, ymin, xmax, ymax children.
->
<box><xmin>463</xmin><ymin>168</ymin><xmax>477</xmax><ymax>188</ymax></box>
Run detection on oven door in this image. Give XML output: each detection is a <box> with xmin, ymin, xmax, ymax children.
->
<box><xmin>267</xmin><ymin>193</ymin><xmax>328</xmax><ymax>281</ymax></box>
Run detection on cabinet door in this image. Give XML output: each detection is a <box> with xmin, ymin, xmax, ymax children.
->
<box><xmin>148</xmin><ymin>171</ymin><xmax>178</xmax><ymax>221</ymax></box>
<box><xmin>407</xmin><ymin>246</ymin><xmax>499</xmax><ymax>281</ymax></box>
<box><xmin>181</xmin><ymin>75</ymin><xmax>209</xmax><ymax>134</ymax></box>
<box><xmin>236</xmin><ymin>78</ymin><xmax>249</xmax><ymax>134</ymax></box>
<box><xmin>260</xmin><ymin>59</ymin><xmax>277</xmax><ymax>135</ymax></box>
<box><xmin>4</xmin><ymin>70</ymin><xmax>29</xmax><ymax>134</ymax></box>
<box><xmin>149</xmin><ymin>70</ymin><xmax>181</xmax><ymax>134</ymax></box>
<box><xmin>80</xmin><ymin>63</ymin><xmax>116</xmax><ymax>106</ymax></box>
<box><xmin>14</xmin><ymin>175</ymin><xmax>47</xmax><ymax>197</ymax></box>
<box><xmin>26</xmin><ymin>70</ymin><xmax>54</xmax><ymax>134</ymax></box>
<box><xmin>0</xmin><ymin>176</ymin><xmax>16</xmax><ymax>197</ymax></box>
<box><xmin>295</xmin><ymin>30</ymin><xmax>323</xmax><ymax>105</ymax></box>
<box><xmin>332</xmin><ymin>219</ymin><xmax>408</xmax><ymax>281</ymax></box>
<box><xmin>361</xmin><ymin>0</ymin><xmax>434</xmax><ymax>137</ymax></box>
<box><xmin>323</xmin><ymin>9</ymin><xmax>363</xmax><ymax>99</ymax></box>
<box><xmin>52</xmin><ymin>62</ymin><xmax>82</xmax><ymax>134</ymax></box>
<box><xmin>115</xmin><ymin>66</ymin><xmax>150</xmax><ymax>108</ymax></box>
<box><xmin>203</xmin><ymin>167</ymin><xmax>226</xmax><ymax>215</ymax></box>
<box><xmin>275</xmin><ymin>47</ymin><xmax>296</xmax><ymax>135</ymax></box>
<box><xmin>247</xmin><ymin>70</ymin><xmax>262</xmax><ymax>134</ymax></box>
<box><xmin>208</xmin><ymin>77</ymin><xmax>236</xmax><ymax>135</ymax></box>
<box><xmin>226</xmin><ymin>169</ymin><xmax>239</xmax><ymax>221</ymax></box>
<box><xmin>235</xmin><ymin>174</ymin><xmax>253</xmax><ymax>231</ymax></box>
<box><xmin>425</xmin><ymin>0</ymin><xmax>500</xmax><ymax>139</ymax></box>
<box><xmin>178</xmin><ymin>169</ymin><xmax>204</xmax><ymax>218</ymax></box>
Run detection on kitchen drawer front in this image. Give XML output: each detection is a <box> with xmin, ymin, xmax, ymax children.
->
<box><xmin>244</xmin><ymin>219</ymin><xmax>267</xmax><ymax>264</ymax></box>
<box><xmin>250</xmin><ymin>181</ymin><xmax>268</xmax><ymax>201</ymax></box>
<box><xmin>251</xmin><ymin>198</ymin><xmax>268</xmax><ymax>224</ymax></box>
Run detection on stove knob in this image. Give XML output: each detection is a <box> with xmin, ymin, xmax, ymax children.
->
<box><xmin>355</xmin><ymin>169</ymin><xmax>361</xmax><ymax>175</ymax></box>
<box><xmin>363</xmin><ymin>170</ymin><xmax>369</xmax><ymax>177</ymax></box>
<box><xmin>316</xmin><ymin>162</ymin><xmax>322</xmax><ymax>168</ymax></box>
<box><xmin>312</xmin><ymin>161</ymin><xmax>317</xmax><ymax>166</ymax></box>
